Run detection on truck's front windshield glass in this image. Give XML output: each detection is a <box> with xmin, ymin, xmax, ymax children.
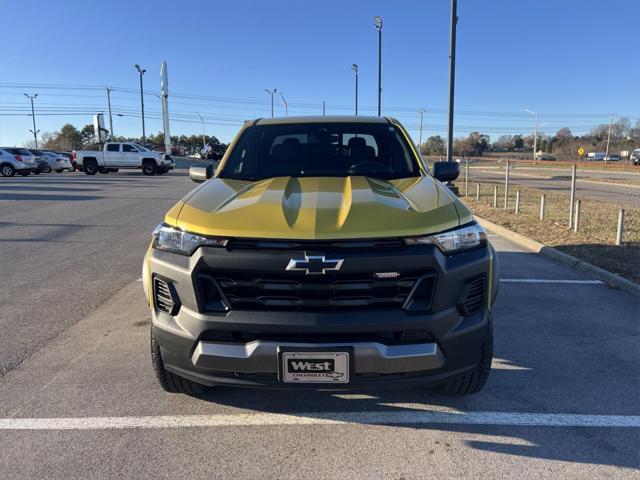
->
<box><xmin>133</xmin><ymin>143</ymin><xmax>150</xmax><ymax>152</ymax></box>
<box><xmin>219</xmin><ymin>122</ymin><xmax>421</xmax><ymax>181</ymax></box>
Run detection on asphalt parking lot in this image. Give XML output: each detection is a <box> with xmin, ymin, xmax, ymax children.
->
<box><xmin>0</xmin><ymin>171</ymin><xmax>638</xmax><ymax>479</ymax></box>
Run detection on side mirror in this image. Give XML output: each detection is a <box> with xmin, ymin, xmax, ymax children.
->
<box><xmin>432</xmin><ymin>161</ymin><xmax>460</xmax><ymax>182</ymax></box>
<box><xmin>189</xmin><ymin>165</ymin><xmax>214</xmax><ymax>183</ymax></box>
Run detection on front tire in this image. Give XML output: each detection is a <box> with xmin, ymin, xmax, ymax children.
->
<box><xmin>150</xmin><ymin>327</ymin><xmax>209</xmax><ymax>394</ymax></box>
<box><xmin>1</xmin><ymin>164</ymin><xmax>15</xmax><ymax>177</ymax></box>
<box><xmin>142</xmin><ymin>160</ymin><xmax>156</xmax><ymax>176</ymax></box>
<box><xmin>433</xmin><ymin>320</ymin><xmax>493</xmax><ymax>395</ymax></box>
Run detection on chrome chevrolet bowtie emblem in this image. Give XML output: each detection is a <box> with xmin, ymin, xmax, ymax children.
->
<box><xmin>286</xmin><ymin>253</ymin><xmax>344</xmax><ymax>275</ymax></box>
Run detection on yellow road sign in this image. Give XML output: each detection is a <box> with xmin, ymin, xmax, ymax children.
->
<box><xmin>578</xmin><ymin>147</ymin><xmax>585</xmax><ymax>156</ymax></box>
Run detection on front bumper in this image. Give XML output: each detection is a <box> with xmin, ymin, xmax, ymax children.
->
<box><xmin>147</xmin><ymin>240</ymin><xmax>499</xmax><ymax>389</ymax></box>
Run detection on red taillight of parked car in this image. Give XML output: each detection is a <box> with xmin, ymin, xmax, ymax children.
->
<box><xmin>14</xmin><ymin>155</ymin><xmax>22</xmax><ymax>161</ymax></box>
<box><xmin>71</xmin><ymin>151</ymin><xmax>76</xmax><ymax>161</ymax></box>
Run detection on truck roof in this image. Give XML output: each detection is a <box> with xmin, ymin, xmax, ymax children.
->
<box><xmin>253</xmin><ymin>115</ymin><xmax>390</xmax><ymax>126</ymax></box>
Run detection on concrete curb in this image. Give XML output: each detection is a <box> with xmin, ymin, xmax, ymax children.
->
<box><xmin>476</xmin><ymin>217</ymin><xmax>640</xmax><ymax>298</ymax></box>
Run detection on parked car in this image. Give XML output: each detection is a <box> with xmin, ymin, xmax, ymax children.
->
<box><xmin>603</xmin><ymin>155</ymin><xmax>621</xmax><ymax>162</ymax></box>
<box><xmin>8</xmin><ymin>148</ymin><xmax>47</xmax><ymax>173</ymax></box>
<box><xmin>42</xmin><ymin>150</ymin><xmax>73</xmax><ymax>172</ymax></box>
<box><xmin>72</xmin><ymin>142</ymin><xmax>174</xmax><ymax>175</ymax></box>
<box><xmin>143</xmin><ymin>115</ymin><xmax>499</xmax><ymax>395</ymax></box>
<box><xmin>587</xmin><ymin>152</ymin><xmax>606</xmax><ymax>161</ymax></box>
<box><xmin>27</xmin><ymin>149</ymin><xmax>54</xmax><ymax>173</ymax></box>
<box><xmin>55</xmin><ymin>152</ymin><xmax>76</xmax><ymax>172</ymax></box>
<box><xmin>0</xmin><ymin>147</ymin><xmax>38</xmax><ymax>176</ymax></box>
<box><xmin>631</xmin><ymin>149</ymin><xmax>640</xmax><ymax>166</ymax></box>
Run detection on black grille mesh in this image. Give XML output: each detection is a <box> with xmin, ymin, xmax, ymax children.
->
<box><xmin>154</xmin><ymin>277</ymin><xmax>179</xmax><ymax>315</ymax></box>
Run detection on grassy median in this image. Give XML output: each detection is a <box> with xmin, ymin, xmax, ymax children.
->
<box><xmin>460</xmin><ymin>183</ymin><xmax>640</xmax><ymax>283</ymax></box>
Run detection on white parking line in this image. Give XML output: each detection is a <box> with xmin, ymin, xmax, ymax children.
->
<box><xmin>500</xmin><ymin>279</ymin><xmax>603</xmax><ymax>284</ymax></box>
<box><xmin>0</xmin><ymin>411</ymin><xmax>638</xmax><ymax>430</ymax></box>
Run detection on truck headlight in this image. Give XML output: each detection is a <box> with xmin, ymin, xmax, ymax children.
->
<box><xmin>152</xmin><ymin>224</ymin><xmax>227</xmax><ymax>255</ymax></box>
<box><xmin>404</xmin><ymin>223</ymin><xmax>486</xmax><ymax>253</ymax></box>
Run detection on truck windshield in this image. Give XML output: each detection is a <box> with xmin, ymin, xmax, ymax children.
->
<box><xmin>133</xmin><ymin>143</ymin><xmax>150</xmax><ymax>152</ymax></box>
<box><xmin>219</xmin><ymin>122</ymin><xmax>421</xmax><ymax>181</ymax></box>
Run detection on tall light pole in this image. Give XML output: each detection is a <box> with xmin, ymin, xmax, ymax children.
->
<box><xmin>351</xmin><ymin>64</ymin><xmax>359</xmax><ymax>115</ymax></box>
<box><xmin>605</xmin><ymin>115</ymin><xmax>615</xmax><ymax>162</ymax></box>
<box><xmin>446</xmin><ymin>0</ymin><xmax>457</xmax><ymax>162</ymax></box>
<box><xmin>197</xmin><ymin>113</ymin><xmax>206</xmax><ymax>150</ymax></box>
<box><xmin>523</xmin><ymin>109</ymin><xmax>538</xmax><ymax>161</ymax></box>
<box><xmin>418</xmin><ymin>108</ymin><xmax>425</xmax><ymax>150</ymax></box>
<box><xmin>105</xmin><ymin>87</ymin><xmax>114</xmax><ymax>139</ymax></box>
<box><xmin>322</xmin><ymin>100</ymin><xmax>326</xmax><ymax>116</ymax></box>
<box><xmin>373</xmin><ymin>16</ymin><xmax>383</xmax><ymax>116</ymax></box>
<box><xmin>265</xmin><ymin>89</ymin><xmax>277</xmax><ymax>117</ymax></box>
<box><xmin>134</xmin><ymin>64</ymin><xmax>147</xmax><ymax>144</ymax></box>
<box><xmin>24</xmin><ymin>93</ymin><xmax>39</xmax><ymax>148</ymax></box>
<box><xmin>279</xmin><ymin>91</ymin><xmax>288</xmax><ymax>116</ymax></box>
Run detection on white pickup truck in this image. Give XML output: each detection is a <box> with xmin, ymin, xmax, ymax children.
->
<box><xmin>72</xmin><ymin>142</ymin><xmax>174</xmax><ymax>175</ymax></box>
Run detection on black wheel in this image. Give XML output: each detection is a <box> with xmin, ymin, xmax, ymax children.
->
<box><xmin>33</xmin><ymin>170</ymin><xmax>41</xmax><ymax>175</ymax></box>
<box><xmin>84</xmin><ymin>160</ymin><xmax>99</xmax><ymax>175</ymax></box>
<box><xmin>150</xmin><ymin>327</ymin><xmax>209</xmax><ymax>394</ymax></box>
<box><xmin>1</xmin><ymin>164</ymin><xmax>15</xmax><ymax>177</ymax></box>
<box><xmin>55</xmin><ymin>169</ymin><xmax>64</xmax><ymax>173</ymax></box>
<box><xmin>45</xmin><ymin>166</ymin><xmax>52</xmax><ymax>173</ymax></box>
<box><xmin>142</xmin><ymin>161</ymin><xmax>156</xmax><ymax>176</ymax></box>
<box><xmin>109</xmin><ymin>168</ymin><xmax>119</xmax><ymax>173</ymax></box>
<box><xmin>433</xmin><ymin>320</ymin><xmax>493</xmax><ymax>395</ymax></box>
<box><xmin>69</xmin><ymin>166</ymin><xmax>76</xmax><ymax>172</ymax></box>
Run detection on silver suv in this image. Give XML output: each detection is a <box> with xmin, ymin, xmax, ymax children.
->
<box><xmin>0</xmin><ymin>148</ymin><xmax>38</xmax><ymax>177</ymax></box>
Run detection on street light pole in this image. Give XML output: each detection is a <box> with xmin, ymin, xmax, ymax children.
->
<box><xmin>265</xmin><ymin>89</ymin><xmax>277</xmax><ymax>117</ymax></box>
<box><xmin>134</xmin><ymin>64</ymin><xmax>147</xmax><ymax>144</ymax></box>
<box><xmin>418</xmin><ymin>108</ymin><xmax>425</xmax><ymax>150</ymax></box>
<box><xmin>373</xmin><ymin>16</ymin><xmax>383</xmax><ymax>116</ymax></box>
<box><xmin>351</xmin><ymin>64</ymin><xmax>359</xmax><ymax>115</ymax></box>
<box><xmin>197</xmin><ymin>113</ymin><xmax>206</xmax><ymax>150</ymax></box>
<box><xmin>446</xmin><ymin>0</ymin><xmax>457</xmax><ymax>162</ymax></box>
<box><xmin>24</xmin><ymin>93</ymin><xmax>39</xmax><ymax>148</ymax></box>
<box><xmin>279</xmin><ymin>91</ymin><xmax>288</xmax><ymax>116</ymax></box>
<box><xmin>523</xmin><ymin>109</ymin><xmax>538</xmax><ymax>161</ymax></box>
<box><xmin>605</xmin><ymin>115</ymin><xmax>614</xmax><ymax>162</ymax></box>
<box><xmin>106</xmin><ymin>87</ymin><xmax>114</xmax><ymax>139</ymax></box>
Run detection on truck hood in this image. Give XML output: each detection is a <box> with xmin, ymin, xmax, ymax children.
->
<box><xmin>168</xmin><ymin>176</ymin><xmax>470</xmax><ymax>240</ymax></box>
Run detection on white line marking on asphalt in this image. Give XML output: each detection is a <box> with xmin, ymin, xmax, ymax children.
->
<box><xmin>500</xmin><ymin>279</ymin><xmax>603</xmax><ymax>284</ymax></box>
<box><xmin>0</xmin><ymin>412</ymin><xmax>638</xmax><ymax>430</ymax></box>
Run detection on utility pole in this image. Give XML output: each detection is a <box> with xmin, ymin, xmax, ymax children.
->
<box><xmin>418</xmin><ymin>108</ymin><xmax>425</xmax><ymax>150</ymax></box>
<box><xmin>197</xmin><ymin>113</ymin><xmax>206</xmax><ymax>150</ymax></box>
<box><xmin>265</xmin><ymin>89</ymin><xmax>277</xmax><ymax>117</ymax></box>
<box><xmin>605</xmin><ymin>115</ymin><xmax>614</xmax><ymax>163</ymax></box>
<box><xmin>134</xmin><ymin>64</ymin><xmax>147</xmax><ymax>144</ymax></box>
<box><xmin>322</xmin><ymin>100</ymin><xmax>326</xmax><ymax>116</ymax></box>
<box><xmin>279</xmin><ymin>91</ymin><xmax>288</xmax><ymax>116</ymax></box>
<box><xmin>524</xmin><ymin>109</ymin><xmax>538</xmax><ymax>161</ymax></box>
<box><xmin>373</xmin><ymin>16</ymin><xmax>383</xmax><ymax>116</ymax></box>
<box><xmin>446</xmin><ymin>0</ymin><xmax>457</xmax><ymax>162</ymax></box>
<box><xmin>106</xmin><ymin>87</ymin><xmax>114</xmax><ymax>139</ymax></box>
<box><xmin>24</xmin><ymin>93</ymin><xmax>39</xmax><ymax>148</ymax></box>
<box><xmin>351</xmin><ymin>64</ymin><xmax>359</xmax><ymax>115</ymax></box>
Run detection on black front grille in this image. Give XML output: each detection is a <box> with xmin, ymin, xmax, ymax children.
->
<box><xmin>201</xmin><ymin>329</ymin><xmax>433</xmax><ymax>345</ymax></box>
<box><xmin>229</xmin><ymin>238</ymin><xmax>405</xmax><ymax>252</ymax></box>
<box><xmin>203</xmin><ymin>271</ymin><xmax>422</xmax><ymax>312</ymax></box>
<box><xmin>153</xmin><ymin>277</ymin><xmax>179</xmax><ymax>315</ymax></box>
<box><xmin>457</xmin><ymin>276</ymin><xmax>485</xmax><ymax>315</ymax></box>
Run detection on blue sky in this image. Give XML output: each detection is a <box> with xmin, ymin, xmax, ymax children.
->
<box><xmin>0</xmin><ymin>0</ymin><xmax>638</xmax><ymax>146</ymax></box>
